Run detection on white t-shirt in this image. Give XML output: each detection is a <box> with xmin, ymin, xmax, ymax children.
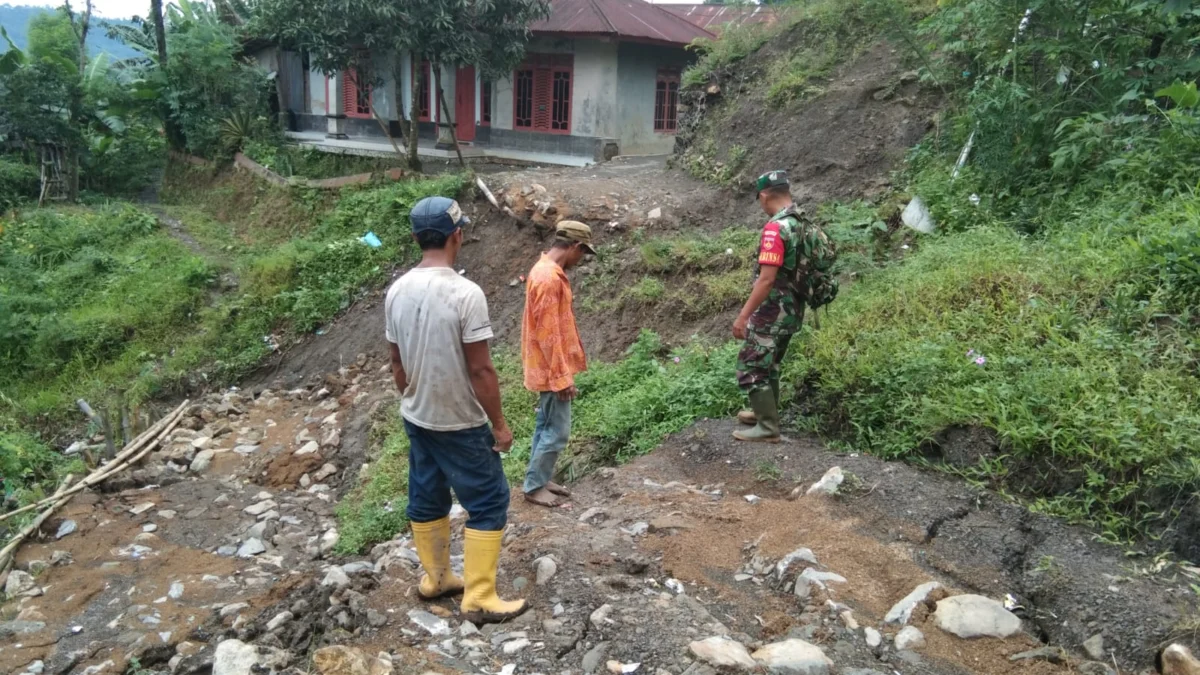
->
<box><xmin>384</xmin><ymin>266</ymin><xmax>494</xmax><ymax>431</ymax></box>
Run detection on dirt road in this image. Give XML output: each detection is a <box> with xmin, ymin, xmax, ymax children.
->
<box><xmin>3</xmin><ymin>346</ymin><xmax>1193</xmax><ymax>675</ymax></box>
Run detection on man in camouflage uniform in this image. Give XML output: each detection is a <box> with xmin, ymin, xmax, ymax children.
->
<box><xmin>732</xmin><ymin>170</ymin><xmax>807</xmax><ymax>442</ymax></box>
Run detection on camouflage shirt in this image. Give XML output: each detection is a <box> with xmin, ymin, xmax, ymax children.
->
<box><xmin>748</xmin><ymin>206</ymin><xmax>807</xmax><ymax>336</ymax></box>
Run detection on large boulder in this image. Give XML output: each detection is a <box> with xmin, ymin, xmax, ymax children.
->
<box><xmin>689</xmin><ymin>637</ymin><xmax>757</xmax><ymax>670</ymax></box>
<box><xmin>752</xmin><ymin>639</ymin><xmax>834</xmax><ymax>674</ymax></box>
<box><xmin>933</xmin><ymin>594</ymin><xmax>1022</xmax><ymax>639</ymax></box>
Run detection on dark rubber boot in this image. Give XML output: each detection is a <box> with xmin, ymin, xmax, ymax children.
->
<box><xmin>732</xmin><ymin>389</ymin><xmax>781</xmax><ymax>442</ymax></box>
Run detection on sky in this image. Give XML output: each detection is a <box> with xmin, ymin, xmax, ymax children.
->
<box><xmin>16</xmin><ymin>0</ymin><xmax>706</xmax><ymax>20</ymax></box>
<box><xmin>17</xmin><ymin>0</ymin><xmax>148</xmax><ymax>19</ymax></box>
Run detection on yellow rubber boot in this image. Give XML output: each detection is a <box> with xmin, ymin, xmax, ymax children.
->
<box><xmin>410</xmin><ymin>517</ymin><xmax>464</xmax><ymax>600</ymax></box>
<box><xmin>461</xmin><ymin>528</ymin><xmax>528</xmax><ymax>624</ymax></box>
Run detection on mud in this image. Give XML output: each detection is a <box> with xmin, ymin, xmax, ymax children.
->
<box><xmin>678</xmin><ymin>38</ymin><xmax>942</xmax><ymax>207</ymax></box>
<box><xmin>646</xmin><ymin>418</ymin><xmax>1199</xmax><ymax>666</ymax></box>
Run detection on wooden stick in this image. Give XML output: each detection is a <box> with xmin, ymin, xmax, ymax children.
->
<box><xmin>0</xmin><ymin>400</ymin><xmax>189</xmax><ymax>523</ymax></box>
<box><xmin>0</xmin><ymin>474</ymin><xmax>75</xmax><ymax>575</ymax></box>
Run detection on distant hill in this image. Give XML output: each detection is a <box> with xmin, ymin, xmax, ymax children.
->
<box><xmin>0</xmin><ymin>4</ymin><xmax>140</xmax><ymax>59</ymax></box>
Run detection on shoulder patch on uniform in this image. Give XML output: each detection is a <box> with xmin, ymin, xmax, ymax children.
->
<box><xmin>758</xmin><ymin>221</ymin><xmax>785</xmax><ymax>266</ymax></box>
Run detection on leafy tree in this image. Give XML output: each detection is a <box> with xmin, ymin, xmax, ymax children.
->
<box><xmin>108</xmin><ymin>0</ymin><xmax>271</xmax><ymax>158</ymax></box>
<box><xmin>26</xmin><ymin>9</ymin><xmax>80</xmax><ymax>74</ymax></box>
<box><xmin>255</xmin><ymin>0</ymin><xmax>551</xmax><ymax>168</ymax></box>
<box><xmin>920</xmin><ymin>0</ymin><xmax>1200</xmax><ymax>198</ymax></box>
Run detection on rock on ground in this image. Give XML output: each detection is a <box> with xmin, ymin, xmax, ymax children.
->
<box><xmin>864</xmin><ymin>627</ymin><xmax>882</xmax><ymax>649</ymax></box>
<box><xmin>751</xmin><ymin>639</ymin><xmax>834</xmax><ymax>674</ymax></box>
<box><xmin>212</xmin><ymin>638</ymin><xmax>290</xmax><ymax>675</ymax></box>
<box><xmin>4</xmin><ymin>570</ymin><xmax>40</xmax><ymax>597</ymax></box>
<box><xmin>535</xmin><ymin>556</ymin><xmax>558</xmax><ymax>585</ymax></box>
<box><xmin>0</xmin><ymin>621</ymin><xmax>47</xmax><ymax>638</ymax></box>
<box><xmin>883</xmin><ymin>581</ymin><xmax>941</xmax><ymax>625</ymax></box>
<box><xmin>1160</xmin><ymin>644</ymin><xmax>1200</xmax><ymax>675</ymax></box>
<box><xmin>894</xmin><ymin>626</ymin><xmax>926</xmax><ymax>651</ymax></box>
<box><xmin>933</xmin><ymin>594</ymin><xmax>1022</xmax><ymax>639</ymax></box>
<box><xmin>312</xmin><ymin>645</ymin><xmax>393</xmax><ymax>675</ymax></box>
<box><xmin>689</xmin><ymin>637</ymin><xmax>757</xmax><ymax>670</ymax></box>
<box><xmin>806</xmin><ymin>466</ymin><xmax>844</xmax><ymax>495</ymax></box>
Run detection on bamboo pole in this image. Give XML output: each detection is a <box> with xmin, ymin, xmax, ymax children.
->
<box><xmin>0</xmin><ymin>475</ymin><xmax>75</xmax><ymax>575</ymax></box>
<box><xmin>0</xmin><ymin>399</ymin><xmax>189</xmax><ymax>524</ymax></box>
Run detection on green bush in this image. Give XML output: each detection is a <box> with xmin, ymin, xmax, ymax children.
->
<box><xmin>0</xmin><ymin>156</ymin><xmax>39</xmax><ymax>210</ymax></box>
<box><xmin>792</xmin><ymin>186</ymin><xmax>1200</xmax><ymax>542</ymax></box>
<box><xmin>1</xmin><ymin>171</ymin><xmax>468</xmax><ymax>428</ymax></box>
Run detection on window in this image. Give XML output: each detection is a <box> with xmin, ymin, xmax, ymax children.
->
<box><xmin>552</xmin><ymin>71</ymin><xmax>571</xmax><ymax>131</ymax></box>
<box><xmin>655</xmin><ymin>69</ymin><xmax>680</xmax><ymax>133</ymax></box>
<box><xmin>514</xmin><ymin>69</ymin><xmax>533</xmax><ymax>128</ymax></box>
<box><xmin>342</xmin><ymin>65</ymin><xmax>371</xmax><ymax>119</ymax></box>
<box><xmin>481</xmin><ymin>80</ymin><xmax>492</xmax><ymax>126</ymax></box>
<box><xmin>513</xmin><ymin>54</ymin><xmax>573</xmax><ymax>134</ymax></box>
<box><xmin>416</xmin><ymin>59</ymin><xmax>432</xmax><ymax>122</ymax></box>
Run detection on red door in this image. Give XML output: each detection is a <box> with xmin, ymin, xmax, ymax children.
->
<box><xmin>455</xmin><ymin>66</ymin><xmax>476</xmax><ymax>142</ymax></box>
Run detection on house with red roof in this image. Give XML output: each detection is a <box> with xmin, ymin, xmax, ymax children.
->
<box><xmin>275</xmin><ymin>0</ymin><xmax>714</xmax><ymax>165</ymax></box>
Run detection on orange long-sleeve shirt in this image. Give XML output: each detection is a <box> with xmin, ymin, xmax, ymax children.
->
<box><xmin>522</xmin><ymin>254</ymin><xmax>587</xmax><ymax>392</ymax></box>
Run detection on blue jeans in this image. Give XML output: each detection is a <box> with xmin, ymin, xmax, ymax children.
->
<box><xmin>523</xmin><ymin>392</ymin><xmax>572</xmax><ymax>494</ymax></box>
<box><xmin>405</xmin><ymin>420</ymin><xmax>510</xmax><ymax>531</ymax></box>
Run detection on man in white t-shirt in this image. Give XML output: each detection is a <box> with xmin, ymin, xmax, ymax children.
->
<box><xmin>385</xmin><ymin>196</ymin><xmax>526</xmax><ymax>624</ymax></box>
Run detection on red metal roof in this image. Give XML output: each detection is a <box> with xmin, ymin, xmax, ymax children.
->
<box><xmin>531</xmin><ymin>0</ymin><xmax>715</xmax><ymax>47</ymax></box>
<box><xmin>660</xmin><ymin>4</ymin><xmax>780</xmax><ymax>33</ymax></box>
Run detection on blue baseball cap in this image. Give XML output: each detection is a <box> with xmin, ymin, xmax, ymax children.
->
<box><xmin>410</xmin><ymin>196</ymin><xmax>470</xmax><ymax>235</ymax></box>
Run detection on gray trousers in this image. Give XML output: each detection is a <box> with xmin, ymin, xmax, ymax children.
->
<box><xmin>523</xmin><ymin>392</ymin><xmax>572</xmax><ymax>494</ymax></box>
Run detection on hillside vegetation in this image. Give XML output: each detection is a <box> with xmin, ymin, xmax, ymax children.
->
<box><xmin>681</xmin><ymin>0</ymin><xmax>1200</xmax><ymax>553</ymax></box>
<box><xmin>0</xmin><ymin>4</ymin><xmax>138</xmax><ymax>58</ymax></box>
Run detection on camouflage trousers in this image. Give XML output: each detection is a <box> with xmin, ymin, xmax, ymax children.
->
<box><xmin>736</xmin><ymin>331</ymin><xmax>794</xmax><ymax>392</ymax></box>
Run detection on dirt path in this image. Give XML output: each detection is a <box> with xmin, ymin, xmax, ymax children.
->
<box><xmin>3</xmin><ymin>347</ymin><xmax>1194</xmax><ymax>675</ymax></box>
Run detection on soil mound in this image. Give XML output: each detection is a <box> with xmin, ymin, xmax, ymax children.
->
<box><xmin>677</xmin><ymin>39</ymin><xmax>942</xmax><ymax>205</ymax></box>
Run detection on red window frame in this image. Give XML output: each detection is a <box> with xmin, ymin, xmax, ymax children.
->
<box><xmin>414</xmin><ymin>59</ymin><xmax>433</xmax><ymax>122</ymax></box>
<box><xmin>513</xmin><ymin>53</ymin><xmax>572</xmax><ymax>135</ymax></box>
<box><xmin>480</xmin><ymin>80</ymin><xmax>492</xmax><ymax>127</ymax></box>
<box><xmin>343</xmin><ymin>63</ymin><xmax>372</xmax><ymax>119</ymax></box>
<box><xmin>654</xmin><ymin>69</ymin><xmax>680</xmax><ymax>133</ymax></box>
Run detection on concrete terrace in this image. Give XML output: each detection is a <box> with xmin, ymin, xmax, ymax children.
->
<box><xmin>285</xmin><ymin>131</ymin><xmax>595</xmax><ymax>168</ymax></box>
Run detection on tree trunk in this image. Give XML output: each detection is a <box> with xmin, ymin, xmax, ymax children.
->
<box><xmin>150</xmin><ymin>0</ymin><xmax>185</xmax><ymax>151</ymax></box>
<box><xmin>274</xmin><ymin>47</ymin><xmax>287</xmax><ymax>127</ymax></box>
<box><xmin>433</xmin><ymin>64</ymin><xmax>466</xmax><ymax>168</ymax></box>
<box><xmin>151</xmin><ymin>0</ymin><xmax>168</xmax><ymax>66</ymax></box>
<box><xmin>407</xmin><ymin>56</ymin><xmax>422</xmax><ymax>171</ymax></box>
<box><xmin>64</xmin><ymin>0</ymin><xmax>91</xmax><ymax>201</ymax></box>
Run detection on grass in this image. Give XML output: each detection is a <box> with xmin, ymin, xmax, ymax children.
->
<box><xmin>683</xmin><ymin>20</ymin><xmax>786</xmax><ymax>89</ymax></box>
<box><xmin>0</xmin><ymin>162</ymin><xmax>468</xmax><ymax>504</ymax></box>
<box><xmin>755</xmin><ymin>460</ymin><xmax>783</xmax><ymax>482</ymax></box>
<box><xmin>243</xmin><ymin>141</ymin><xmax>406</xmax><ymax>180</ymax></box>
<box><xmin>788</xmin><ymin>184</ymin><xmax>1200</xmax><ymax>544</ymax></box>
<box><xmin>626</xmin><ymin>276</ymin><xmax>666</xmax><ymax>303</ymax></box>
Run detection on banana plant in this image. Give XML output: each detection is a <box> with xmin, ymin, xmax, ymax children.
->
<box><xmin>0</xmin><ymin>26</ymin><xmax>25</xmax><ymax>76</ymax></box>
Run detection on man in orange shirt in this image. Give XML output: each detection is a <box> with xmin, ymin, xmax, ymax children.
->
<box><xmin>521</xmin><ymin>221</ymin><xmax>595</xmax><ymax>508</ymax></box>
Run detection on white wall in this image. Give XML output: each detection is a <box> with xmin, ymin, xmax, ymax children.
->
<box><xmin>616</xmin><ymin>42</ymin><xmax>689</xmax><ymax>155</ymax></box>
<box><xmin>492</xmin><ymin>74</ymin><xmax>514</xmax><ymax>131</ymax></box>
<box><xmin>372</xmin><ymin>51</ymin><xmax>397</xmax><ymax>119</ymax></box>
<box><xmin>309</xmin><ymin>69</ymin><xmax>326</xmax><ymax>115</ymax></box>
<box><xmin>571</xmin><ymin>40</ymin><xmax>618</xmax><ymax>138</ymax></box>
